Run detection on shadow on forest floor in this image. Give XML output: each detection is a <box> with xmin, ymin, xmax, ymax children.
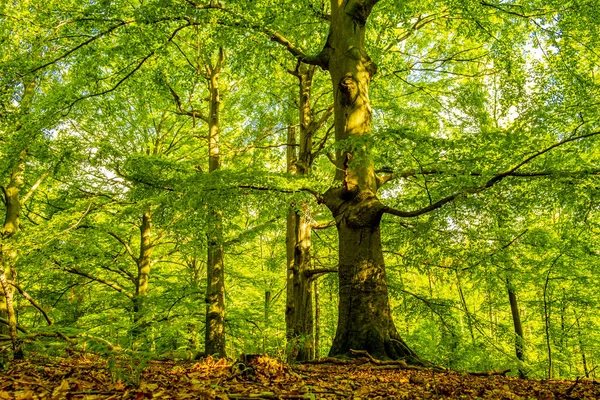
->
<box><xmin>0</xmin><ymin>354</ymin><xmax>598</xmax><ymax>399</ymax></box>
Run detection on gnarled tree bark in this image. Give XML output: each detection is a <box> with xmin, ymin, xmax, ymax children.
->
<box><xmin>1</xmin><ymin>149</ymin><xmax>29</xmax><ymax>360</ymax></box>
<box><xmin>316</xmin><ymin>0</ymin><xmax>418</xmax><ymax>361</ymax></box>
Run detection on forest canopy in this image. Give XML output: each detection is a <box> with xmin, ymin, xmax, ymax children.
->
<box><xmin>1</xmin><ymin>0</ymin><xmax>600</xmax><ymax>380</ymax></box>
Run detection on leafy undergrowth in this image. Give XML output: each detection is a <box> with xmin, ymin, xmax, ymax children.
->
<box><xmin>1</xmin><ymin>354</ymin><xmax>599</xmax><ymax>399</ymax></box>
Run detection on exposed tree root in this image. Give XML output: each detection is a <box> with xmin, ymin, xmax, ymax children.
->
<box><xmin>299</xmin><ymin>356</ymin><xmax>358</xmax><ymax>365</ymax></box>
<box><xmin>468</xmin><ymin>369</ymin><xmax>511</xmax><ymax>377</ymax></box>
<box><xmin>349</xmin><ymin>349</ymin><xmax>445</xmax><ymax>371</ymax></box>
<box><xmin>303</xmin><ymin>349</ymin><xmax>511</xmax><ymax>377</ymax></box>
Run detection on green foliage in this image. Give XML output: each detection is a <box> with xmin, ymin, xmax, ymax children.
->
<box><xmin>1</xmin><ymin>0</ymin><xmax>599</xmax><ymax>380</ymax></box>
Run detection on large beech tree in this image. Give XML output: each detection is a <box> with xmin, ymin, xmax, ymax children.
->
<box><xmin>282</xmin><ymin>0</ymin><xmax>427</xmax><ymax>361</ymax></box>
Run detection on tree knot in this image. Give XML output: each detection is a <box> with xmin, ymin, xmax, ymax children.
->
<box><xmin>338</xmin><ymin>73</ymin><xmax>359</xmax><ymax>107</ymax></box>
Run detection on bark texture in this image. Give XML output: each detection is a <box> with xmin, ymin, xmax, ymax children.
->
<box><xmin>285</xmin><ymin>65</ymin><xmax>315</xmax><ymax>361</ymax></box>
<box><xmin>285</xmin><ymin>62</ymin><xmax>333</xmax><ymax>361</ymax></box>
<box><xmin>323</xmin><ymin>188</ymin><xmax>416</xmax><ymax>361</ymax></box>
<box><xmin>507</xmin><ymin>279</ymin><xmax>524</xmax><ymax>362</ymax></box>
<box><xmin>0</xmin><ymin>153</ymin><xmax>26</xmax><ymax>357</ymax></box>
<box><xmin>204</xmin><ymin>48</ymin><xmax>227</xmax><ymax>357</ymax></box>
<box><xmin>133</xmin><ymin>209</ymin><xmax>153</xmax><ymax>324</ymax></box>
<box><xmin>285</xmin><ymin>204</ymin><xmax>313</xmax><ymax>360</ymax></box>
<box><xmin>317</xmin><ymin>0</ymin><xmax>418</xmax><ymax>361</ymax></box>
<box><xmin>0</xmin><ymin>79</ymin><xmax>34</xmax><ymax>348</ymax></box>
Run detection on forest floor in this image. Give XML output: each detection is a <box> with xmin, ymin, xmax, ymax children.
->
<box><xmin>0</xmin><ymin>353</ymin><xmax>599</xmax><ymax>399</ymax></box>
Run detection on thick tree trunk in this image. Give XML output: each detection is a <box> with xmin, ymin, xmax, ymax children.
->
<box><xmin>317</xmin><ymin>0</ymin><xmax>418</xmax><ymax>361</ymax></box>
<box><xmin>204</xmin><ymin>48</ymin><xmax>227</xmax><ymax>357</ymax></box>
<box><xmin>324</xmin><ymin>188</ymin><xmax>417</xmax><ymax>361</ymax></box>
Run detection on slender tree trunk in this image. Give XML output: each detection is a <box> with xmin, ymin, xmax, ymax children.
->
<box><xmin>456</xmin><ymin>271</ymin><xmax>475</xmax><ymax>342</ymax></box>
<box><xmin>286</xmin><ymin>127</ymin><xmax>297</xmax><ymax>357</ymax></box>
<box><xmin>543</xmin><ymin>261</ymin><xmax>555</xmax><ymax>379</ymax></box>
<box><xmin>576</xmin><ymin>314</ymin><xmax>589</xmax><ymax>377</ymax></box>
<box><xmin>507</xmin><ymin>278</ymin><xmax>525</xmax><ymax>376</ymax></box>
<box><xmin>314</xmin><ymin>280</ymin><xmax>320</xmax><ymax>359</ymax></box>
<box><xmin>286</xmin><ymin>210</ymin><xmax>313</xmax><ymax>360</ymax></box>
<box><xmin>0</xmin><ymin>78</ymin><xmax>34</xmax><ymax>349</ymax></box>
<box><xmin>132</xmin><ymin>209</ymin><xmax>153</xmax><ymax>337</ymax></box>
<box><xmin>0</xmin><ymin>269</ymin><xmax>21</xmax><ymax>358</ymax></box>
<box><xmin>205</xmin><ymin>48</ymin><xmax>227</xmax><ymax>357</ymax></box>
<box><xmin>487</xmin><ymin>282</ymin><xmax>495</xmax><ymax>341</ymax></box>
<box><xmin>285</xmin><ymin>63</ymin><xmax>327</xmax><ymax>361</ymax></box>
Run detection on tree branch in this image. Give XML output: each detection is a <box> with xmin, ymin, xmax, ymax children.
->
<box><xmin>63</xmin><ymin>267</ymin><xmax>134</xmax><ymax>300</ymax></box>
<box><xmin>64</xmin><ymin>51</ymin><xmax>155</xmax><ymax>113</ymax></box>
<box><xmin>0</xmin><ymin>318</ymin><xmax>28</xmax><ymax>334</ymax></box>
<box><xmin>480</xmin><ymin>1</ymin><xmax>551</xmax><ymax>18</ymax></box>
<box><xmin>312</xmin><ymin>220</ymin><xmax>336</xmax><ymax>230</ymax></box>
<box><xmin>238</xmin><ymin>185</ymin><xmax>324</xmax><ymax>203</ymax></box>
<box><xmin>311</xmin><ymin>123</ymin><xmax>335</xmax><ymax>163</ymax></box>
<box><xmin>184</xmin><ymin>1</ymin><xmax>328</xmax><ymax>67</ymax></box>
<box><xmin>107</xmin><ymin>232</ymin><xmax>138</xmax><ymax>264</ymax></box>
<box><xmin>384</xmin><ymin>130</ymin><xmax>600</xmax><ymax>218</ymax></box>
<box><xmin>20</xmin><ymin>172</ymin><xmax>49</xmax><ymax>205</ymax></box>
<box><xmin>379</xmin><ymin>167</ymin><xmax>600</xmax><ymax>188</ymax></box>
<box><xmin>28</xmin><ymin>20</ymin><xmax>134</xmax><ymax>75</ymax></box>
<box><xmin>9</xmin><ymin>281</ymin><xmax>53</xmax><ymax>326</ymax></box>
<box><xmin>306</xmin><ymin>268</ymin><xmax>338</xmax><ymax>278</ymax></box>
<box><xmin>100</xmin><ymin>264</ymin><xmax>136</xmax><ymax>285</ymax></box>
<box><xmin>167</xmin><ymin>84</ymin><xmax>209</xmax><ymax>122</ymax></box>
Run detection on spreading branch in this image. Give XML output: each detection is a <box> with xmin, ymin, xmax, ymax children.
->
<box><xmin>384</xmin><ymin>130</ymin><xmax>600</xmax><ymax>218</ymax></box>
<box><xmin>312</xmin><ymin>220</ymin><xmax>335</xmax><ymax>230</ymax></box>
<box><xmin>9</xmin><ymin>281</ymin><xmax>53</xmax><ymax>326</ymax></box>
<box><xmin>63</xmin><ymin>267</ymin><xmax>134</xmax><ymax>300</ymax></box>
<box><xmin>64</xmin><ymin>51</ymin><xmax>155</xmax><ymax>113</ymax></box>
<box><xmin>167</xmin><ymin>84</ymin><xmax>209</xmax><ymax>122</ymax></box>
<box><xmin>0</xmin><ymin>318</ymin><xmax>28</xmax><ymax>334</ymax></box>
<box><xmin>184</xmin><ymin>0</ymin><xmax>327</xmax><ymax>68</ymax></box>
<box><xmin>107</xmin><ymin>232</ymin><xmax>138</xmax><ymax>264</ymax></box>
<box><xmin>238</xmin><ymin>185</ymin><xmax>323</xmax><ymax>203</ymax></box>
<box><xmin>379</xmin><ymin>167</ymin><xmax>600</xmax><ymax>188</ymax></box>
<box><xmin>28</xmin><ymin>20</ymin><xmax>134</xmax><ymax>75</ymax></box>
<box><xmin>480</xmin><ymin>1</ymin><xmax>552</xmax><ymax>18</ymax></box>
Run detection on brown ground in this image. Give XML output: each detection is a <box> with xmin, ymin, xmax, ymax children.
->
<box><xmin>0</xmin><ymin>354</ymin><xmax>598</xmax><ymax>399</ymax></box>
